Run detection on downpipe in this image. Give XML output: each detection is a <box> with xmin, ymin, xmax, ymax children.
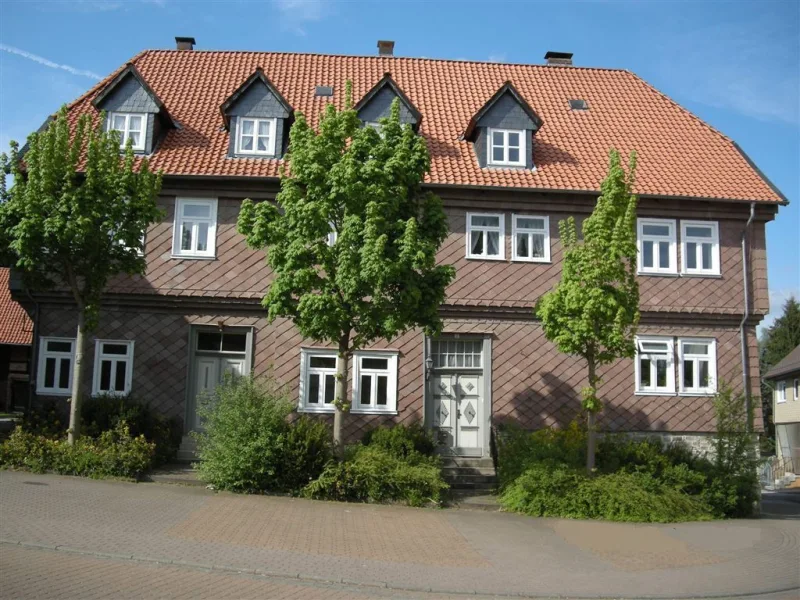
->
<box><xmin>739</xmin><ymin>202</ymin><xmax>756</xmax><ymax>433</ymax></box>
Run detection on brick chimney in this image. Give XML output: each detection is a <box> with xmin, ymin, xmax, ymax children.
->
<box><xmin>175</xmin><ymin>37</ymin><xmax>196</xmax><ymax>51</ymax></box>
<box><xmin>544</xmin><ymin>51</ymin><xmax>573</xmax><ymax>66</ymax></box>
<box><xmin>377</xmin><ymin>40</ymin><xmax>395</xmax><ymax>56</ymax></box>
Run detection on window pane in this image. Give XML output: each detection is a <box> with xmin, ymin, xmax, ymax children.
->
<box><xmin>684</xmin><ymin>343</ymin><xmax>708</xmax><ymax>355</ymax></box>
<box><xmin>257</xmin><ymin>137</ymin><xmax>269</xmax><ymax>152</ymax></box>
<box><xmin>642</xmin><ymin>241</ymin><xmax>653</xmax><ymax>267</ymax></box>
<box><xmin>308</xmin><ymin>373</ymin><xmax>320</xmax><ymax>403</ymax></box>
<box><xmin>643</xmin><ymin>224</ymin><xmax>670</xmax><ymax>236</ymax></box>
<box><xmin>196</xmin><ymin>223</ymin><xmax>208</xmax><ymax>252</ymax></box>
<box><xmin>492</xmin><ymin>131</ymin><xmax>504</xmax><ymax>146</ymax></box>
<box><xmin>377</xmin><ymin>376</ymin><xmax>388</xmax><ymax>405</ymax></box>
<box><xmin>686</xmin><ymin>226</ymin><xmax>712</xmax><ymax>238</ymax></box>
<box><xmin>183</xmin><ymin>204</ymin><xmax>211</xmax><ymax>218</ymax></box>
<box><xmin>128</xmin><ymin>131</ymin><xmax>141</xmax><ymax>147</ymax></box>
<box><xmin>699</xmin><ymin>360</ymin><xmax>709</xmax><ymax>387</ymax></box>
<box><xmin>360</xmin><ymin>375</ymin><xmax>372</xmax><ymax>405</ymax></box>
<box><xmin>241</xmin><ymin>120</ymin><xmax>254</xmax><ymax>135</ymax></box>
<box><xmin>102</xmin><ymin>343</ymin><xmax>129</xmax><ymax>356</ymax></box>
<box><xmin>100</xmin><ymin>360</ymin><xmax>112</xmax><ymax>391</ymax></box>
<box><xmin>683</xmin><ymin>360</ymin><xmax>694</xmax><ymax>388</ymax></box>
<box><xmin>362</xmin><ymin>357</ymin><xmax>388</xmax><ymax>370</ymax></box>
<box><xmin>641</xmin><ymin>342</ymin><xmax>668</xmax><ymax>352</ymax></box>
<box><xmin>129</xmin><ymin>115</ymin><xmax>143</xmax><ymax>130</ymax></box>
<box><xmin>507</xmin><ymin>132</ymin><xmax>520</xmax><ymax>147</ymax></box>
<box><xmin>112</xmin><ymin>115</ymin><xmax>126</xmax><ymax>130</ymax></box>
<box><xmin>516</xmin><ymin>234</ymin><xmax>529</xmax><ymax>257</ymax></box>
<box><xmin>487</xmin><ymin>231</ymin><xmax>499</xmax><ymax>255</ymax></box>
<box><xmin>656</xmin><ymin>359</ymin><xmax>667</xmax><ymax>388</ymax></box>
<box><xmin>640</xmin><ymin>358</ymin><xmax>651</xmax><ymax>388</ymax></box>
<box><xmin>471</xmin><ymin>215</ymin><xmax>499</xmax><ymax>228</ymax></box>
<box><xmin>492</xmin><ymin>146</ymin><xmax>504</xmax><ymax>162</ymax></box>
<box><xmin>658</xmin><ymin>241</ymin><xmax>670</xmax><ymax>268</ymax></box>
<box><xmin>470</xmin><ymin>230</ymin><xmax>484</xmax><ymax>255</ymax></box>
<box><xmin>44</xmin><ymin>357</ymin><xmax>56</xmax><ymax>388</ymax></box>
<box><xmin>47</xmin><ymin>341</ymin><xmax>72</xmax><ymax>353</ymax></box>
<box><xmin>531</xmin><ymin>233</ymin><xmax>545</xmax><ymax>258</ymax></box>
<box><xmin>115</xmin><ymin>361</ymin><xmax>127</xmax><ymax>391</ymax></box>
<box><xmin>701</xmin><ymin>243</ymin><xmax>712</xmax><ymax>270</ymax></box>
<box><xmin>222</xmin><ymin>333</ymin><xmax>247</xmax><ymax>352</ymax></box>
<box><xmin>257</xmin><ymin>120</ymin><xmax>270</xmax><ymax>136</ymax></box>
<box><xmin>324</xmin><ymin>375</ymin><xmax>335</xmax><ymax>403</ymax></box>
<box><xmin>181</xmin><ymin>222</ymin><xmax>193</xmax><ymax>250</ymax></box>
<box><xmin>59</xmin><ymin>358</ymin><xmax>71</xmax><ymax>389</ymax></box>
<box><xmin>517</xmin><ymin>217</ymin><xmax>544</xmax><ymax>230</ymax></box>
<box><xmin>508</xmin><ymin>148</ymin><xmax>520</xmax><ymax>163</ymax></box>
<box><xmin>310</xmin><ymin>356</ymin><xmax>336</xmax><ymax>369</ymax></box>
<box><xmin>240</xmin><ymin>136</ymin><xmax>253</xmax><ymax>151</ymax></box>
<box><xmin>197</xmin><ymin>332</ymin><xmax>222</xmax><ymax>351</ymax></box>
<box><xmin>686</xmin><ymin>242</ymin><xmax>697</xmax><ymax>269</ymax></box>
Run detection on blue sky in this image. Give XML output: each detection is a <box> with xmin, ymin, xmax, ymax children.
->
<box><xmin>1</xmin><ymin>0</ymin><xmax>798</xmax><ymax>329</ymax></box>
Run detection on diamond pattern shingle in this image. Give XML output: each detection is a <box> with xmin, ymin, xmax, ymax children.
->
<box><xmin>0</xmin><ymin>268</ymin><xmax>32</xmax><ymax>346</ymax></box>
<box><xmin>67</xmin><ymin>50</ymin><xmax>782</xmax><ymax>203</ymax></box>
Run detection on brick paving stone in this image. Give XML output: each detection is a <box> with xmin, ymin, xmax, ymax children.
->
<box><xmin>0</xmin><ymin>470</ymin><xmax>798</xmax><ymax>599</ymax></box>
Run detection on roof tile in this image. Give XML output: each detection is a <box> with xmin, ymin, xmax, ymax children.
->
<box><xmin>0</xmin><ymin>269</ymin><xmax>33</xmax><ymax>346</ymax></box>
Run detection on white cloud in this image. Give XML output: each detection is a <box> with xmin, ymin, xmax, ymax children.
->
<box><xmin>274</xmin><ymin>0</ymin><xmax>328</xmax><ymax>35</ymax></box>
<box><xmin>0</xmin><ymin>43</ymin><xmax>102</xmax><ymax>80</ymax></box>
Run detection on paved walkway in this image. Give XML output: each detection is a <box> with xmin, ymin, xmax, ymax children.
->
<box><xmin>1</xmin><ymin>470</ymin><xmax>798</xmax><ymax>599</ymax></box>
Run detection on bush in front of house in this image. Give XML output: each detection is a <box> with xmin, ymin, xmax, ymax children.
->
<box><xmin>0</xmin><ymin>421</ymin><xmax>155</xmax><ymax>479</ymax></box>
<box><xmin>362</xmin><ymin>422</ymin><xmax>437</xmax><ymax>461</ymax></box>
<box><xmin>302</xmin><ymin>443</ymin><xmax>448</xmax><ymax>507</ymax></box>
<box><xmin>193</xmin><ymin>376</ymin><xmax>332</xmax><ymax>493</ymax></box>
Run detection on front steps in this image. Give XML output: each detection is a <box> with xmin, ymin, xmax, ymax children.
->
<box><xmin>440</xmin><ymin>456</ymin><xmax>498</xmax><ymax>497</ymax></box>
<box><xmin>176</xmin><ymin>435</ymin><xmax>198</xmax><ymax>463</ymax></box>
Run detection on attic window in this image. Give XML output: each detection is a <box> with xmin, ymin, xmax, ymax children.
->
<box><xmin>569</xmin><ymin>99</ymin><xmax>589</xmax><ymax>111</ymax></box>
<box><xmin>315</xmin><ymin>86</ymin><xmax>333</xmax><ymax>97</ymax></box>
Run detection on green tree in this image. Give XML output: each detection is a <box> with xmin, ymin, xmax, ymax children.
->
<box><xmin>238</xmin><ymin>89</ymin><xmax>454</xmax><ymax>456</ymax></box>
<box><xmin>0</xmin><ymin>107</ymin><xmax>162</xmax><ymax>443</ymax></box>
<box><xmin>536</xmin><ymin>150</ymin><xmax>640</xmax><ymax>472</ymax></box>
<box><xmin>759</xmin><ymin>296</ymin><xmax>800</xmax><ymax>438</ymax></box>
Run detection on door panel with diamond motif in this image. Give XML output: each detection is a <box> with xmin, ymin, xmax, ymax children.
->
<box><xmin>432</xmin><ymin>373</ymin><xmax>483</xmax><ymax>456</ymax></box>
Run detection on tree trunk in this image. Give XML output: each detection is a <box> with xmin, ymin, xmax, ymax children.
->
<box><xmin>586</xmin><ymin>358</ymin><xmax>598</xmax><ymax>474</ymax></box>
<box><xmin>67</xmin><ymin>309</ymin><xmax>87</xmax><ymax>445</ymax></box>
<box><xmin>333</xmin><ymin>331</ymin><xmax>351</xmax><ymax>460</ymax></box>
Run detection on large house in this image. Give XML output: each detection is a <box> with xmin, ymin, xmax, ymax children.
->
<box><xmin>11</xmin><ymin>38</ymin><xmax>785</xmax><ymax>460</ymax></box>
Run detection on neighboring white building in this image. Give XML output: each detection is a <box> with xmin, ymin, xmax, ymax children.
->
<box><xmin>765</xmin><ymin>344</ymin><xmax>800</xmax><ymax>471</ymax></box>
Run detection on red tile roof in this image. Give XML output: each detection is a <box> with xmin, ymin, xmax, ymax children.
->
<box><xmin>0</xmin><ymin>268</ymin><xmax>33</xmax><ymax>346</ymax></box>
<box><xmin>68</xmin><ymin>50</ymin><xmax>783</xmax><ymax>203</ymax></box>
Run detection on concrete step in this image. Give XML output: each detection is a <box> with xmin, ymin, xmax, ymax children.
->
<box><xmin>441</xmin><ymin>473</ymin><xmax>497</xmax><ymax>485</ymax></box>
<box><xmin>144</xmin><ymin>463</ymin><xmax>204</xmax><ymax>487</ymax></box>
<box><xmin>441</xmin><ymin>466</ymin><xmax>496</xmax><ymax>477</ymax></box>
<box><xmin>176</xmin><ymin>435</ymin><xmax>198</xmax><ymax>463</ymax></box>
<box><xmin>449</xmin><ymin>481</ymin><xmax>497</xmax><ymax>491</ymax></box>
<box><xmin>448</xmin><ymin>493</ymin><xmax>502</xmax><ymax>511</ymax></box>
<box><xmin>440</xmin><ymin>457</ymin><xmax>494</xmax><ymax>469</ymax></box>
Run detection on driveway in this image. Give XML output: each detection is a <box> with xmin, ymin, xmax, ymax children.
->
<box><xmin>1</xmin><ymin>470</ymin><xmax>798</xmax><ymax>599</ymax></box>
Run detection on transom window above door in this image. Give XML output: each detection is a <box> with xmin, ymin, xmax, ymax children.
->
<box><xmin>466</xmin><ymin>213</ymin><xmax>504</xmax><ymax>260</ymax></box>
<box><xmin>634</xmin><ymin>336</ymin><xmax>675</xmax><ymax>394</ymax></box>
<box><xmin>172</xmin><ymin>198</ymin><xmax>218</xmax><ymax>258</ymax></box>
<box><xmin>637</xmin><ymin>218</ymin><xmax>677</xmax><ymax>274</ymax></box>
<box><xmin>487</xmin><ymin>129</ymin><xmax>525</xmax><ymax>167</ymax></box>
<box><xmin>196</xmin><ymin>330</ymin><xmax>247</xmax><ymax>353</ymax></box>
<box><xmin>430</xmin><ymin>339</ymin><xmax>483</xmax><ymax>369</ymax></box>
<box><xmin>236</xmin><ymin>118</ymin><xmax>277</xmax><ymax>155</ymax></box>
<box><xmin>352</xmin><ymin>353</ymin><xmax>398</xmax><ymax>414</ymax></box>
<box><xmin>512</xmin><ymin>215</ymin><xmax>550</xmax><ymax>262</ymax></box>
<box><xmin>108</xmin><ymin>112</ymin><xmax>145</xmax><ymax>151</ymax></box>
<box><xmin>681</xmin><ymin>221</ymin><xmax>720</xmax><ymax>276</ymax></box>
<box><xmin>92</xmin><ymin>340</ymin><xmax>134</xmax><ymax>397</ymax></box>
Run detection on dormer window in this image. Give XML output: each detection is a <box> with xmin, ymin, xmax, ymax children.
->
<box><xmin>488</xmin><ymin>129</ymin><xmax>525</xmax><ymax>167</ymax></box>
<box><xmin>108</xmin><ymin>112</ymin><xmax>145</xmax><ymax>151</ymax></box>
<box><xmin>354</xmin><ymin>73</ymin><xmax>422</xmax><ymax>132</ymax></box>
<box><xmin>236</xmin><ymin>117</ymin><xmax>277</xmax><ymax>155</ymax></box>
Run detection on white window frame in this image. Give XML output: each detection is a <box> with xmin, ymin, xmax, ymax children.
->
<box><xmin>107</xmin><ymin>112</ymin><xmax>146</xmax><ymax>151</ymax></box>
<box><xmin>351</xmin><ymin>351</ymin><xmax>399</xmax><ymax>415</ymax></box>
<box><xmin>92</xmin><ymin>340</ymin><xmax>135</xmax><ymax>397</ymax></box>
<box><xmin>466</xmin><ymin>212</ymin><xmax>505</xmax><ymax>260</ymax></box>
<box><xmin>487</xmin><ymin>128</ymin><xmax>526</xmax><ymax>167</ymax></box>
<box><xmin>681</xmin><ymin>220</ymin><xmax>720</xmax><ymax>276</ymax></box>
<box><xmin>637</xmin><ymin>218</ymin><xmax>677</xmax><ymax>275</ymax></box>
<box><xmin>678</xmin><ymin>338</ymin><xmax>717</xmax><ymax>395</ymax></box>
<box><xmin>327</xmin><ymin>222</ymin><xmax>337</xmax><ymax>247</ymax></box>
<box><xmin>511</xmin><ymin>214</ymin><xmax>550</xmax><ymax>263</ymax></box>
<box><xmin>236</xmin><ymin>117</ymin><xmax>277</xmax><ymax>156</ymax></box>
<box><xmin>172</xmin><ymin>198</ymin><xmax>218</xmax><ymax>259</ymax></box>
<box><xmin>37</xmin><ymin>337</ymin><xmax>76</xmax><ymax>396</ymax></box>
<box><xmin>794</xmin><ymin>378</ymin><xmax>799</xmax><ymax>401</ymax></box>
<box><xmin>777</xmin><ymin>381</ymin><xmax>787</xmax><ymax>404</ymax></box>
<box><xmin>634</xmin><ymin>336</ymin><xmax>675</xmax><ymax>395</ymax></box>
<box><xmin>298</xmin><ymin>349</ymin><xmax>338</xmax><ymax>413</ymax></box>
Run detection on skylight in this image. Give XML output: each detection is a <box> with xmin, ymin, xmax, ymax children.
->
<box><xmin>569</xmin><ymin>99</ymin><xmax>589</xmax><ymax>111</ymax></box>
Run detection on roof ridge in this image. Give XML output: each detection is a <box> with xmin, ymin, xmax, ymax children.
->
<box><xmin>141</xmin><ymin>48</ymin><xmax>629</xmax><ymax>73</ymax></box>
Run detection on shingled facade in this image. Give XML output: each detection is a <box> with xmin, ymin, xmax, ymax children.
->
<box><xmin>16</xmin><ymin>43</ymin><xmax>785</xmax><ymax>458</ymax></box>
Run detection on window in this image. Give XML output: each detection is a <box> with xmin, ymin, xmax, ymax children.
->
<box><xmin>637</xmin><ymin>219</ymin><xmax>677</xmax><ymax>274</ymax></box>
<box><xmin>108</xmin><ymin>112</ymin><xmax>145</xmax><ymax>151</ymax></box>
<box><xmin>196</xmin><ymin>331</ymin><xmax>247</xmax><ymax>353</ymax></box>
<box><xmin>299</xmin><ymin>349</ymin><xmax>338</xmax><ymax>412</ymax></box>
<box><xmin>487</xmin><ymin>128</ymin><xmax>525</xmax><ymax>167</ymax></box>
<box><xmin>512</xmin><ymin>215</ymin><xmax>550</xmax><ymax>262</ymax></box>
<box><xmin>635</xmin><ymin>337</ymin><xmax>675</xmax><ymax>394</ymax></box>
<box><xmin>352</xmin><ymin>352</ymin><xmax>398</xmax><ymax>414</ymax></box>
<box><xmin>327</xmin><ymin>222</ymin><xmax>337</xmax><ymax>247</ymax></box>
<box><xmin>92</xmin><ymin>340</ymin><xmax>134</xmax><ymax>397</ymax></box>
<box><xmin>37</xmin><ymin>337</ymin><xmax>75</xmax><ymax>395</ymax></box>
<box><xmin>466</xmin><ymin>213</ymin><xmax>504</xmax><ymax>260</ymax></box>
<box><xmin>794</xmin><ymin>379</ymin><xmax>799</xmax><ymax>401</ymax></box>
<box><xmin>430</xmin><ymin>339</ymin><xmax>483</xmax><ymax>368</ymax></box>
<box><xmin>236</xmin><ymin>117</ymin><xmax>276</xmax><ymax>155</ymax></box>
<box><xmin>172</xmin><ymin>198</ymin><xmax>218</xmax><ymax>258</ymax></box>
<box><xmin>678</xmin><ymin>339</ymin><xmax>717</xmax><ymax>395</ymax></box>
<box><xmin>681</xmin><ymin>221</ymin><xmax>720</xmax><ymax>276</ymax></box>
<box><xmin>777</xmin><ymin>381</ymin><xmax>787</xmax><ymax>404</ymax></box>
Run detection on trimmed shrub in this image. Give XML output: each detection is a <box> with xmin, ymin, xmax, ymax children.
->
<box><xmin>0</xmin><ymin>421</ymin><xmax>155</xmax><ymax>479</ymax></box>
<box><xmin>362</xmin><ymin>422</ymin><xmax>436</xmax><ymax>462</ymax></box>
<box><xmin>303</xmin><ymin>444</ymin><xmax>448</xmax><ymax>507</ymax></box>
<box><xmin>194</xmin><ymin>376</ymin><xmax>332</xmax><ymax>493</ymax></box>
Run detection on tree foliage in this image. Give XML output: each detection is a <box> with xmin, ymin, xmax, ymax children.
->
<box><xmin>0</xmin><ymin>106</ymin><xmax>162</xmax><ymax>441</ymax></box>
<box><xmin>536</xmin><ymin>149</ymin><xmax>640</xmax><ymax>471</ymax></box>
<box><xmin>238</xmin><ymin>89</ymin><xmax>454</xmax><ymax>452</ymax></box>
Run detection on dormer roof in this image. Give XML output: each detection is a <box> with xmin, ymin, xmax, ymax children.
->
<box><xmin>353</xmin><ymin>72</ymin><xmax>422</xmax><ymax>129</ymax></box>
<box><xmin>462</xmin><ymin>81</ymin><xmax>542</xmax><ymax>141</ymax></box>
<box><xmin>219</xmin><ymin>68</ymin><xmax>294</xmax><ymax>130</ymax></box>
<box><xmin>92</xmin><ymin>63</ymin><xmax>173</xmax><ymax>125</ymax></box>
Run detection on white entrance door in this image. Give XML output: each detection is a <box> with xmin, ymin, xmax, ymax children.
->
<box><xmin>193</xmin><ymin>357</ymin><xmax>219</xmax><ymax>430</ymax></box>
<box><xmin>432</xmin><ymin>373</ymin><xmax>484</xmax><ymax>457</ymax></box>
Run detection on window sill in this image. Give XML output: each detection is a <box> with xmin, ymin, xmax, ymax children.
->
<box><xmin>466</xmin><ymin>255</ymin><xmax>506</xmax><ymax>262</ymax></box>
<box><xmin>678</xmin><ymin>391</ymin><xmax>716</xmax><ymax>397</ymax></box>
<box><xmin>511</xmin><ymin>258</ymin><xmax>551</xmax><ymax>264</ymax></box>
<box><xmin>170</xmin><ymin>254</ymin><xmax>217</xmax><ymax>261</ymax></box>
<box><xmin>486</xmin><ymin>164</ymin><xmax>528</xmax><ymax>170</ymax></box>
<box><xmin>680</xmin><ymin>272</ymin><xmax>722</xmax><ymax>279</ymax></box>
<box><xmin>635</xmin><ymin>391</ymin><xmax>676</xmax><ymax>396</ymax></box>
<box><xmin>36</xmin><ymin>389</ymin><xmax>72</xmax><ymax>397</ymax></box>
<box><xmin>350</xmin><ymin>409</ymin><xmax>399</xmax><ymax>416</ymax></box>
<box><xmin>637</xmin><ymin>271</ymin><xmax>680</xmax><ymax>277</ymax></box>
<box><xmin>92</xmin><ymin>391</ymin><xmax>129</xmax><ymax>398</ymax></box>
<box><xmin>297</xmin><ymin>405</ymin><xmax>336</xmax><ymax>414</ymax></box>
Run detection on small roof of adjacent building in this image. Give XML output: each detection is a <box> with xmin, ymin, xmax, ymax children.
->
<box><xmin>765</xmin><ymin>344</ymin><xmax>800</xmax><ymax>380</ymax></box>
<box><xmin>0</xmin><ymin>268</ymin><xmax>33</xmax><ymax>346</ymax></box>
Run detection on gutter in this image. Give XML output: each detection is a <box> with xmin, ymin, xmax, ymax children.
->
<box><xmin>739</xmin><ymin>202</ymin><xmax>756</xmax><ymax>432</ymax></box>
<box><xmin>24</xmin><ymin>284</ymin><xmax>39</xmax><ymax>413</ymax></box>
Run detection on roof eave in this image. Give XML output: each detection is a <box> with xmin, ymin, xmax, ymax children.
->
<box><xmin>91</xmin><ymin>63</ymin><xmax>174</xmax><ymax>125</ymax></box>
